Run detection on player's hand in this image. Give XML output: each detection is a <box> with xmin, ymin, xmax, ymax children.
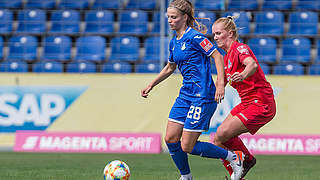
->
<box><xmin>141</xmin><ymin>85</ymin><xmax>152</xmax><ymax>98</ymax></box>
<box><xmin>231</xmin><ymin>72</ymin><xmax>245</xmax><ymax>82</ymax></box>
<box><xmin>215</xmin><ymin>85</ymin><xmax>225</xmax><ymax>103</ymax></box>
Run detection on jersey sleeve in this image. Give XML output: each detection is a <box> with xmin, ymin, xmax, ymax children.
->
<box><xmin>191</xmin><ymin>33</ymin><xmax>216</xmax><ymax>57</ymax></box>
<box><xmin>236</xmin><ymin>44</ymin><xmax>252</xmax><ymax>63</ymax></box>
<box><xmin>168</xmin><ymin>39</ymin><xmax>175</xmax><ymax>63</ymax></box>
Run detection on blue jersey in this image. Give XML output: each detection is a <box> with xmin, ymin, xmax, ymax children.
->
<box><xmin>168</xmin><ymin>27</ymin><xmax>217</xmax><ymax>102</ymax></box>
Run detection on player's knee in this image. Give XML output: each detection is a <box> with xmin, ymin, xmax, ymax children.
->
<box><xmin>164</xmin><ymin>135</ymin><xmax>179</xmax><ymax>144</ymax></box>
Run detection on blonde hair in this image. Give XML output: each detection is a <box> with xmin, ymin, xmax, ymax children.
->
<box><xmin>214</xmin><ymin>15</ymin><xmax>239</xmax><ymax>41</ymax></box>
<box><xmin>169</xmin><ymin>0</ymin><xmax>207</xmax><ymax>34</ymax></box>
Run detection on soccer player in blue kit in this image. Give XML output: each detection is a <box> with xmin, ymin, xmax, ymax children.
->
<box><xmin>141</xmin><ymin>0</ymin><xmax>244</xmax><ymax>180</ymax></box>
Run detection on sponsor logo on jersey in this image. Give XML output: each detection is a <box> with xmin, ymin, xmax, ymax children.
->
<box><xmin>181</xmin><ymin>42</ymin><xmax>186</xmax><ymax>50</ymax></box>
<box><xmin>237</xmin><ymin>45</ymin><xmax>249</xmax><ymax>55</ymax></box>
<box><xmin>200</xmin><ymin>38</ymin><xmax>213</xmax><ymax>52</ymax></box>
<box><xmin>194</xmin><ymin>35</ymin><xmax>202</xmax><ymax>39</ymax></box>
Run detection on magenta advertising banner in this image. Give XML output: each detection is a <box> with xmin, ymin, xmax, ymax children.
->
<box><xmin>210</xmin><ymin>133</ymin><xmax>320</xmax><ymax>155</ymax></box>
<box><xmin>14</xmin><ymin>131</ymin><xmax>161</xmax><ymax>153</ymax></box>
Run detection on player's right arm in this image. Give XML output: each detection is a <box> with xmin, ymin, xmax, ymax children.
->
<box><xmin>141</xmin><ymin>62</ymin><xmax>177</xmax><ymax>98</ymax></box>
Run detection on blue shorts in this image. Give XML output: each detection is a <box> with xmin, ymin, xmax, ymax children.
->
<box><xmin>168</xmin><ymin>97</ymin><xmax>217</xmax><ymax>132</ymax></box>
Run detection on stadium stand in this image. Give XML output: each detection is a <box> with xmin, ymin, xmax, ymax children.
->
<box><xmin>25</xmin><ymin>0</ymin><xmax>56</xmax><ymax>9</ymax></box>
<box><xmin>109</xmin><ymin>36</ymin><xmax>140</xmax><ymax>62</ymax></box>
<box><xmin>50</xmin><ymin>10</ymin><xmax>80</xmax><ymax>34</ymax></box>
<box><xmin>118</xmin><ymin>10</ymin><xmax>148</xmax><ymax>35</ymax></box>
<box><xmin>16</xmin><ymin>9</ymin><xmax>46</xmax><ymax>33</ymax></box>
<box><xmin>0</xmin><ymin>61</ymin><xmax>28</xmax><ymax>72</ymax></box>
<box><xmin>66</xmin><ymin>61</ymin><xmax>97</xmax><ymax>73</ymax></box>
<box><xmin>273</xmin><ymin>63</ymin><xmax>305</xmax><ymax>75</ymax></box>
<box><xmin>7</xmin><ymin>35</ymin><xmax>38</xmax><ymax>62</ymax></box>
<box><xmin>33</xmin><ymin>61</ymin><xmax>63</xmax><ymax>73</ymax></box>
<box><xmin>42</xmin><ymin>36</ymin><xmax>72</xmax><ymax>62</ymax></box>
<box><xmin>102</xmin><ymin>62</ymin><xmax>132</xmax><ymax>73</ymax></box>
<box><xmin>254</xmin><ymin>11</ymin><xmax>284</xmax><ymax>36</ymax></box>
<box><xmin>288</xmin><ymin>11</ymin><xmax>318</xmax><ymax>36</ymax></box>
<box><xmin>281</xmin><ymin>38</ymin><xmax>311</xmax><ymax>64</ymax></box>
<box><xmin>195</xmin><ymin>0</ymin><xmax>224</xmax><ymax>10</ymax></box>
<box><xmin>309</xmin><ymin>64</ymin><xmax>320</xmax><ymax>75</ymax></box>
<box><xmin>259</xmin><ymin>63</ymin><xmax>270</xmax><ymax>75</ymax></box>
<box><xmin>248</xmin><ymin>37</ymin><xmax>277</xmax><ymax>63</ymax></box>
<box><xmin>262</xmin><ymin>0</ymin><xmax>292</xmax><ymax>10</ymax></box>
<box><xmin>135</xmin><ymin>62</ymin><xmax>161</xmax><ymax>73</ymax></box>
<box><xmin>0</xmin><ymin>9</ymin><xmax>13</xmax><ymax>34</ymax></box>
<box><xmin>84</xmin><ymin>10</ymin><xmax>114</xmax><ymax>34</ymax></box>
<box><xmin>74</xmin><ymin>36</ymin><xmax>106</xmax><ymax>63</ymax></box>
<box><xmin>0</xmin><ymin>0</ymin><xmax>317</xmax><ymax>75</ymax></box>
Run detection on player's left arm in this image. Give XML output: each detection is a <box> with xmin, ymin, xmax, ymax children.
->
<box><xmin>231</xmin><ymin>57</ymin><xmax>258</xmax><ymax>82</ymax></box>
<box><xmin>211</xmin><ymin>50</ymin><xmax>225</xmax><ymax>103</ymax></box>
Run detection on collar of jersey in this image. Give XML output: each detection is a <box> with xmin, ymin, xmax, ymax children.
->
<box><xmin>176</xmin><ymin>27</ymin><xmax>191</xmax><ymax>40</ymax></box>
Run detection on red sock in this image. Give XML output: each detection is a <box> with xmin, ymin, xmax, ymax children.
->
<box><xmin>222</xmin><ymin>159</ymin><xmax>233</xmax><ymax>176</ymax></box>
<box><xmin>223</xmin><ymin>136</ymin><xmax>254</xmax><ymax>162</ymax></box>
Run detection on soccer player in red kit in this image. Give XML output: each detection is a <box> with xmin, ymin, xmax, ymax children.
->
<box><xmin>211</xmin><ymin>16</ymin><xmax>276</xmax><ymax>179</ymax></box>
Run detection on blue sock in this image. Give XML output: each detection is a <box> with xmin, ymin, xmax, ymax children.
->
<box><xmin>190</xmin><ymin>141</ymin><xmax>228</xmax><ymax>159</ymax></box>
<box><xmin>166</xmin><ymin>141</ymin><xmax>190</xmax><ymax>175</ymax></box>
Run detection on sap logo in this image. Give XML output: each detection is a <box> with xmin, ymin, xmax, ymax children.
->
<box><xmin>0</xmin><ymin>86</ymin><xmax>87</xmax><ymax>132</ymax></box>
<box><xmin>0</xmin><ymin>93</ymin><xmax>65</xmax><ymax>126</ymax></box>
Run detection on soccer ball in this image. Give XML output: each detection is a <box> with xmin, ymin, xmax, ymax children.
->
<box><xmin>103</xmin><ymin>160</ymin><xmax>130</xmax><ymax>180</ymax></box>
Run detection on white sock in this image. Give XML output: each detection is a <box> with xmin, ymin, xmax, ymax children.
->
<box><xmin>181</xmin><ymin>173</ymin><xmax>192</xmax><ymax>180</ymax></box>
<box><xmin>225</xmin><ymin>151</ymin><xmax>236</xmax><ymax>162</ymax></box>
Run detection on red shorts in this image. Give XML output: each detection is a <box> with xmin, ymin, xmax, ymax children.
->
<box><xmin>231</xmin><ymin>99</ymin><xmax>276</xmax><ymax>135</ymax></box>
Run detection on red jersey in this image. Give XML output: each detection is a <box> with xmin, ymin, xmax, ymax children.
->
<box><xmin>224</xmin><ymin>41</ymin><xmax>274</xmax><ymax>104</ymax></box>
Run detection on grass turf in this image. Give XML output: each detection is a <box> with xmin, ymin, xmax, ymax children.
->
<box><xmin>0</xmin><ymin>152</ymin><xmax>319</xmax><ymax>180</ymax></box>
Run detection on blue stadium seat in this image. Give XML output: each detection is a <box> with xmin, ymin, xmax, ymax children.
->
<box><xmin>0</xmin><ymin>36</ymin><xmax>3</xmax><ymax>59</ymax></box>
<box><xmin>273</xmin><ymin>63</ymin><xmax>304</xmax><ymax>75</ymax></box>
<box><xmin>33</xmin><ymin>61</ymin><xmax>63</xmax><ymax>73</ymax></box>
<box><xmin>75</xmin><ymin>36</ymin><xmax>106</xmax><ymax>63</ymax></box>
<box><xmin>316</xmin><ymin>40</ymin><xmax>320</xmax><ymax>63</ymax></box>
<box><xmin>109</xmin><ymin>36</ymin><xmax>140</xmax><ymax>62</ymax></box>
<box><xmin>92</xmin><ymin>0</ymin><xmax>124</xmax><ymax>9</ymax></box>
<box><xmin>126</xmin><ymin>0</ymin><xmax>157</xmax><ymax>10</ymax></box>
<box><xmin>136</xmin><ymin>63</ymin><xmax>161</xmax><ymax>73</ymax></box>
<box><xmin>84</xmin><ymin>10</ymin><xmax>114</xmax><ymax>34</ymax></box>
<box><xmin>195</xmin><ymin>11</ymin><xmax>216</xmax><ymax>35</ymax></box>
<box><xmin>195</xmin><ymin>0</ymin><xmax>224</xmax><ymax>10</ymax></box>
<box><xmin>66</xmin><ymin>62</ymin><xmax>97</xmax><ymax>73</ymax></box>
<box><xmin>254</xmin><ymin>11</ymin><xmax>284</xmax><ymax>35</ymax></box>
<box><xmin>281</xmin><ymin>38</ymin><xmax>311</xmax><ymax>63</ymax></box>
<box><xmin>262</xmin><ymin>0</ymin><xmax>292</xmax><ymax>10</ymax></box>
<box><xmin>0</xmin><ymin>0</ymin><xmax>22</xmax><ymax>8</ymax></box>
<box><xmin>119</xmin><ymin>10</ymin><xmax>148</xmax><ymax>35</ymax></box>
<box><xmin>58</xmin><ymin>0</ymin><xmax>89</xmax><ymax>9</ymax></box>
<box><xmin>25</xmin><ymin>0</ymin><xmax>56</xmax><ymax>9</ymax></box>
<box><xmin>0</xmin><ymin>61</ymin><xmax>28</xmax><ymax>73</ymax></box>
<box><xmin>50</xmin><ymin>10</ymin><xmax>80</xmax><ymax>34</ymax></box>
<box><xmin>222</xmin><ymin>12</ymin><xmax>251</xmax><ymax>35</ymax></box>
<box><xmin>42</xmin><ymin>36</ymin><xmax>72</xmax><ymax>62</ymax></box>
<box><xmin>17</xmin><ymin>9</ymin><xmax>46</xmax><ymax>33</ymax></box>
<box><xmin>259</xmin><ymin>63</ymin><xmax>270</xmax><ymax>75</ymax></box>
<box><xmin>7</xmin><ymin>36</ymin><xmax>38</xmax><ymax>62</ymax></box>
<box><xmin>151</xmin><ymin>11</ymin><xmax>169</xmax><ymax>35</ymax></box>
<box><xmin>309</xmin><ymin>64</ymin><xmax>320</xmax><ymax>75</ymax></box>
<box><xmin>296</xmin><ymin>0</ymin><xmax>320</xmax><ymax>10</ymax></box>
<box><xmin>228</xmin><ymin>0</ymin><xmax>258</xmax><ymax>10</ymax></box>
<box><xmin>248</xmin><ymin>37</ymin><xmax>277</xmax><ymax>63</ymax></box>
<box><xmin>101</xmin><ymin>62</ymin><xmax>132</xmax><ymax>73</ymax></box>
<box><xmin>0</xmin><ymin>10</ymin><xmax>13</xmax><ymax>34</ymax></box>
<box><xmin>143</xmin><ymin>37</ymin><xmax>169</xmax><ymax>62</ymax></box>
<box><xmin>288</xmin><ymin>11</ymin><xmax>318</xmax><ymax>35</ymax></box>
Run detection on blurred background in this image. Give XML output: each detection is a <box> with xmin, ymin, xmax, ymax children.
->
<box><xmin>0</xmin><ymin>0</ymin><xmax>319</xmax><ymax>155</ymax></box>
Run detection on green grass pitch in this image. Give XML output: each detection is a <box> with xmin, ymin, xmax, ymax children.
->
<box><xmin>1</xmin><ymin>152</ymin><xmax>319</xmax><ymax>180</ymax></box>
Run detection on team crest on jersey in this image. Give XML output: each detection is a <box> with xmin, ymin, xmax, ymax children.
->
<box><xmin>237</xmin><ymin>45</ymin><xmax>249</xmax><ymax>55</ymax></box>
<box><xmin>200</xmin><ymin>38</ymin><xmax>213</xmax><ymax>52</ymax></box>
